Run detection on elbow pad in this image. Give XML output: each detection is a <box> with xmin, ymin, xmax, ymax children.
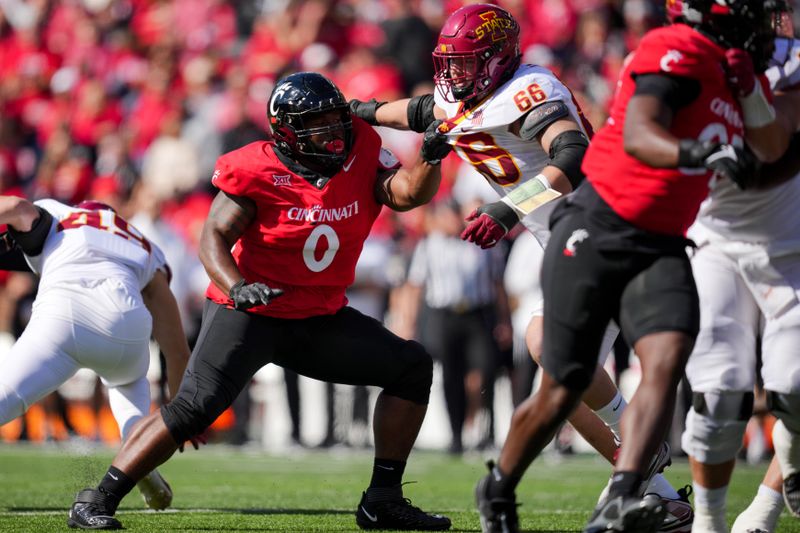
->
<box><xmin>8</xmin><ymin>206</ymin><xmax>53</xmax><ymax>256</ymax></box>
<box><xmin>548</xmin><ymin>130</ymin><xmax>589</xmax><ymax>189</ymax></box>
<box><xmin>407</xmin><ymin>94</ymin><xmax>437</xmax><ymax>133</ymax></box>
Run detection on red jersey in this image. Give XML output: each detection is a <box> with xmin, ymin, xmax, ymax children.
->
<box><xmin>582</xmin><ymin>24</ymin><xmax>745</xmax><ymax>236</ymax></box>
<box><xmin>206</xmin><ymin>118</ymin><xmax>397</xmax><ymax>318</ymax></box>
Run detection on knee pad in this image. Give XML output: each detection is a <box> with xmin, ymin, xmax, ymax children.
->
<box><xmin>384</xmin><ymin>340</ymin><xmax>433</xmax><ymax>405</ymax></box>
<box><xmin>767</xmin><ymin>391</ymin><xmax>800</xmax><ymax>434</ymax></box>
<box><xmin>160</xmin><ymin>373</ymin><xmax>233</xmax><ymax>443</ymax></box>
<box><xmin>0</xmin><ymin>383</ymin><xmax>26</xmax><ymax>425</ymax></box>
<box><xmin>681</xmin><ymin>391</ymin><xmax>753</xmax><ymax>464</ymax></box>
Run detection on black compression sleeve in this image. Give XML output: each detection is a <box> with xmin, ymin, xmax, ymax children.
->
<box><xmin>548</xmin><ymin>130</ymin><xmax>589</xmax><ymax>189</ymax></box>
<box><xmin>7</xmin><ymin>206</ymin><xmax>53</xmax><ymax>256</ymax></box>
<box><xmin>633</xmin><ymin>73</ymin><xmax>701</xmax><ymax>113</ymax></box>
<box><xmin>407</xmin><ymin>94</ymin><xmax>437</xmax><ymax>133</ymax></box>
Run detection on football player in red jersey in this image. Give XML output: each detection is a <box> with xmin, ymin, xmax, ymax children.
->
<box><xmin>66</xmin><ymin>72</ymin><xmax>453</xmax><ymax>531</ymax></box>
<box><xmin>485</xmin><ymin>0</ymin><xmax>792</xmax><ymax>531</ymax></box>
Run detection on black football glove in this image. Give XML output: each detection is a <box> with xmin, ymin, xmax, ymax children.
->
<box><xmin>678</xmin><ymin>139</ymin><xmax>760</xmax><ymax>190</ymax></box>
<box><xmin>348</xmin><ymin>98</ymin><xmax>385</xmax><ymax>125</ymax></box>
<box><xmin>229</xmin><ymin>280</ymin><xmax>284</xmax><ymax>310</ymax></box>
<box><xmin>420</xmin><ymin>120</ymin><xmax>452</xmax><ymax>165</ymax></box>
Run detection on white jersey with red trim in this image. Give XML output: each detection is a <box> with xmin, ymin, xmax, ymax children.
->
<box><xmin>434</xmin><ymin>64</ymin><xmax>591</xmax><ymax>245</ymax></box>
<box><xmin>691</xmin><ymin>39</ymin><xmax>800</xmax><ymax>246</ymax></box>
<box><xmin>27</xmin><ymin>199</ymin><xmax>168</xmax><ymax>295</ymax></box>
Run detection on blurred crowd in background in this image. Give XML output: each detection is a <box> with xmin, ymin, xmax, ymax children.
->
<box><xmin>0</xmin><ymin>0</ymin><xmax>796</xmax><ymax>459</ymax></box>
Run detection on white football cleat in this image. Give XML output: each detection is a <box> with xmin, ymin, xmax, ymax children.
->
<box><xmin>137</xmin><ymin>469</ymin><xmax>173</xmax><ymax>511</ymax></box>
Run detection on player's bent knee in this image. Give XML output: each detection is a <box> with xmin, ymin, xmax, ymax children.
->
<box><xmin>0</xmin><ymin>384</ymin><xmax>26</xmax><ymax>425</ymax></box>
<box><xmin>767</xmin><ymin>391</ymin><xmax>800</xmax><ymax>434</ymax></box>
<box><xmin>161</xmin><ymin>389</ymin><xmax>228</xmax><ymax>444</ymax></box>
<box><xmin>384</xmin><ymin>340</ymin><xmax>433</xmax><ymax>405</ymax></box>
<box><xmin>681</xmin><ymin>391</ymin><xmax>753</xmax><ymax>464</ymax></box>
<box><xmin>543</xmin><ymin>358</ymin><xmax>594</xmax><ymax>392</ymax></box>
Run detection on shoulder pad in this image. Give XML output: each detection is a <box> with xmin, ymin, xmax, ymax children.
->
<box><xmin>630</xmin><ymin>26</ymin><xmax>724</xmax><ymax>81</ymax></box>
<box><xmin>378</xmin><ymin>147</ymin><xmax>401</xmax><ymax>171</ymax></box>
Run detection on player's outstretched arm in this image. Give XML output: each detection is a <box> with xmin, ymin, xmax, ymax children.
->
<box><xmin>141</xmin><ymin>269</ymin><xmax>191</xmax><ymax>399</ymax></box>
<box><xmin>199</xmin><ymin>191</ymin><xmax>257</xmax><ymax>294</ymax></box>
<box><xmin>350</xmin><ymin>95</ymin><xmax>446</xmax><ymax>132</ymax></box>
<box><xmin>0</xmin><ymin>196</ymin><xmax>40</xmax><ymax>231</ymax></box>
<box><xmin>375</xmin><ymin>121</ymin><xmax>450</xmax><ymax>211</ymax></box>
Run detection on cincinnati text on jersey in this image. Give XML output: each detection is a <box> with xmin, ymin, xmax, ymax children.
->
<box><xmin>709</xmin><ymin>97</ymin><xmax>744</xmax><ymax>130</ymax></box>
<box><xmin>287</xmin><ymin>201</ymin><xmax>360</xmax><ymax>223</ymax></box>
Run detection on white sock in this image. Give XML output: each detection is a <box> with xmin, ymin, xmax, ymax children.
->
<box><xmin>644</xmin><ymin>473</ymin><xmax>680</xmax><ymax>500</ymax></box>
<box><xmin>773</xmin><ymin>419</ymin><xmax>800</xmax><ymax>477</ymax></box>
<box><xmin>594</xmin><ymin>391</ymin><xmax>626</xmax><ymax>442</ymax></box>
<box><xmin>731</xmin><ymin>484</ymin><xmax>784</xmax><ymax>533</ymax></box>
<box><xmin>694</xmin><ymin>483</ymin><xmax>728</xmax><ymax>519</ymax></box>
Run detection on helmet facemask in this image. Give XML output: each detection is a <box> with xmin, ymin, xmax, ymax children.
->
<box><xmin>284</xmin><ymin>107</ymin><xmax>352</xmax><ymax>176</ymax></box>
<box><xmin>268</xmin><ymin>72</ymin><xmax>354</xmax><ymax>178</ymax></box>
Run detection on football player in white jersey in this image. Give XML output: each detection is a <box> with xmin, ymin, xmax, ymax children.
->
<box><xmin>349</xmin><ymin>4</ymin><xmax>691</xmax><ymax>532</ymax></box>
<box><xmin>0</xmin><ymin>195</ymin><xmax>191</xmax><ymax>511</ymax></box>
<box><xmin>683</xmin><ymin>33</ymin><xmax>800</xmax><ymax>533</ymax></box>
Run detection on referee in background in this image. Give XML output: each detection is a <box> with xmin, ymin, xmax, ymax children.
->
<box><xmin>396</xmin><ymin>199</ymin><xmax>512</xmax><ymax>454</ymax></box>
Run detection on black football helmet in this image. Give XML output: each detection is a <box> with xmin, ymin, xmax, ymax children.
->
<box><xmin>666</xmin><ymin>0</ymin><xmax>790</xmax><ymax>71</ymax></box>
<box><xmin>268</xmin><ymin>72</ymin><xmax>353</xmax><ymax>176</ymax></box>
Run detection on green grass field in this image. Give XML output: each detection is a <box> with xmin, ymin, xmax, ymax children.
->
<box><xmin>0</xmin><ymin>443</ymin><xmax>797</xmax><ymax>532</ymax></box>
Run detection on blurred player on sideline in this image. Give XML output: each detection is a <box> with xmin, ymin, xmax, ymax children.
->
<box><xmin>0</xmin><ymin>196</ymin><xmax>191</xmax><ymax>511</ymax></box>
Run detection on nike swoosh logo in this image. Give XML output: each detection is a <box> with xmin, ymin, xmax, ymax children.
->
<box><xmin>109</xmin><ymin>473</ymin><xmax>119</xmax><ymax>480</ymax></box>
<box><xmin>611</xmin><ymin>397</ymin><xmax>623</xmax><ymax>412</ymax></box>
<box><xmin>343</xmin><ymin>155</ymin><xmax>357</xmax><ymax>172</ymax></box>
<box><xmin>375</xmin><ymin>465</ymin><xmax>395</xmax><ymax>471</ymax></box>
<box><xmin>361</xmin><ymin>506</ymin><xmax>378</xmax><ymax>522</ymax></box>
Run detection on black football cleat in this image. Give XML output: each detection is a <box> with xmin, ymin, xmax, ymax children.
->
<box><xmin>356</xmin><ymin>490</ymin><xmax>451</xmax><ymax>530</ymax></box>
<box><xmin>584</xmin><ymin>493</ymin><xmax>666</xmax><ymax>533</ymax></box>
<box><xmin>67</xmin><ymin>488</ymin><xmax>122</xmax><ymax>530</ymax></box>
<box><xmin>475</xmin><ymin>461</ymin><xmax>520</xmax><ymax>533</ymax></box>
<box><xmin>783</xmin><ymin>472</ymin><xmax>800</xmax><ymax>517</ymax></box>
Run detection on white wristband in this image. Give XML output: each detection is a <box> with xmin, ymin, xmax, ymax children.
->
<box><xmin>500</xmin><ymin>174</ymin><xmax>562</xmax><ymax>218</ymax></box>
<box><xmin>740</xmin><ymin>81</ymin><xmax>776</xmax><ymax>128</ymax></box>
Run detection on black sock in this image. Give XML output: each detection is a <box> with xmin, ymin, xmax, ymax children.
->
<box><xmin>368</xmin><ymin>458</ymin><xmax>406</xmax><ymax>489</ymax></box>
<box><xmin>486</xmin><ymin>463</ymin><xmax>521</xmax><ymax>500</ymax></box>
<box><xmin>98</xmin><ymin>466</ymin><xmax>136</xmax><ymax>502</ymax></box>
<box><xmin>607</xmin><ymin>471</ymin><xmax>643</xmax><ymax>499</ymax></box>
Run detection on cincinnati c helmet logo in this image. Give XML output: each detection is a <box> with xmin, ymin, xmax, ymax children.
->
<box><xmin>269</xmin><ymin>82</ymin><xmax>292</xmax><ymax>116</ymax></box>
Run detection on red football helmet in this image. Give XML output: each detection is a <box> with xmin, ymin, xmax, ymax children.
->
<box><xmin>432</xmin><ymin>3</ymin><xmax>521</xmax><ymax>104</ymax></box>
<box><xmin>665</xmin><ymin>0</ymin><xmax>790</xmax><ymax>71</ymax></box>
<box><xmin>76</xmin><ymin>200</ymin><xmax>116</xmax><ymax>213</ymax></box>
